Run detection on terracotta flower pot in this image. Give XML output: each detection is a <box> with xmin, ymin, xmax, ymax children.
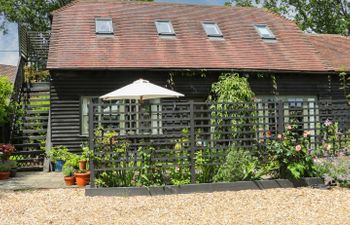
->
<box><xmin>0</xmin><ymin>171</ymin><xmax>11</xmax><ymax>180</ymax></box>
<box><xmin>79</xmin><ymin>160</ymin><xmax>87</xmax><ymax>170</ymax></box>
<box><xmin>74</xmin><ymin>172</ymin><xmax>90</xmax><ymax>187</ymax></box>
<box><xmin>64</xmin><ymin>176</ymin><xmax>76</xmax><ymax>186</ymax></box>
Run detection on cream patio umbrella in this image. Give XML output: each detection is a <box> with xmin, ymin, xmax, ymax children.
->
<box><xmin>100</xmin><ymin>79</ymin><xmax>184</xmax><ymax>101</ymax></box>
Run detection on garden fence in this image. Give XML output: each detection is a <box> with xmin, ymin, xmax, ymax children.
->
<box><xmin>88</xmin><ymin>99</ymin><xmax>350</xmax><ymax>187</ymax></box>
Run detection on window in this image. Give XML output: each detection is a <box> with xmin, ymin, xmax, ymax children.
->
<box><xmin>255</xmin><ymin>24</ymin><xmax>275</xmax><ymax>40</ymax></box>
<box><xmin>155</xmin><ymin>20</ymin><xmax>175</xmax><ymax>36</ymax></box>
<box><xmin>95</xmin><ymin>18</ymin><xmax>113</xmax><ymax>34</ymax></box>
<box><xmin>256</xmin><ymin>96</ymin><xmax>317</xmax><ymax>142</ymax></box>
<box><xmin>202</xmin><ymin>22</ymin><xmax>223</xmax><ymax>38</ymax></box>
<box><xmin>81</xmin><ymin>96</ymin><xmax>93</xmax><ymax>136</ymax></box>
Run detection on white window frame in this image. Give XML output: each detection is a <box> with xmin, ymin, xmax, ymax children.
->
<box><xmin>80</xmin><ymin>96</ymin><xmax>93</xmax><ymax>136</ymax></box>
<box><xmin>202</xmin><ymin>22</ymin><xmax>223</xmax><ymax>38</ymax></box>
<box><xmin>95</xmin><ymin>18</ymin><xmax>114</xmax><ymax>34</ymax></box>
<box><xmin>255</xmin><ymin>24</ymin><xmax>275</xmax><ymax>40</ymax></box>
<box><xmin>155</xmin><ymin>20</ymin><xmax>176</xmax><ymax>36</ymax></box>
<box><xmin>256</xmin><ymin>96</ymin><xmax>318</xmax><ymax>142</ymax></box>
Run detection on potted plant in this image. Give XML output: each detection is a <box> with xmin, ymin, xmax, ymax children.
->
<box><xmin>79</xmin><ymin>146</ymin><xmax>93</xmax><ymax>170</ymax></box>
<box><xmin>62</xmin><ymin>164</ymin><xmax>75</xmax><ymax>186</ymax></box>
<box><xmin>47</xmin><ymin>146</ymin><xmax>72</xmax><ymax>172</ymax></box>
<box><xmin>8</xmin><ymin>160</ymin><xmax>17</xmax><ymax>177</ymax></box>
<box><xmin>74</xmin><ymin>169</ymin><xmax>90</xmax><ymax>187</ymax></box>
<box><xmin>0</xmin><ymin>144</ymin><xmax>16</xmax><ymax>161</ymax></box>
<box><xmin>0</xmin><ymin>161</ymin><xmax>12</xmax><ymax>180</ymax></box>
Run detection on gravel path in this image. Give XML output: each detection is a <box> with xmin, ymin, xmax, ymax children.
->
<box><xmin>1</xmin><ymin>187</ymin><xmax>349</xmax><ymax>225</ymax></box>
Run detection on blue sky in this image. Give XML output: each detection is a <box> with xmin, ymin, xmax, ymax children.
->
<box><xmin>0</xmin><ymin>16</ymin><xmax>19</xmax><ymax>66</ymax></box>
<box><xmin>0</xmin><ymin>0</ymin><xmax>227</xmax><ymax>66</ymax></box>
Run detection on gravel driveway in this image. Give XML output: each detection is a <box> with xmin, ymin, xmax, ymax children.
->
<box><xmin>1</xmin><ymin>187</ymin><xmax>349</xmax><ymax>225</ymax></box>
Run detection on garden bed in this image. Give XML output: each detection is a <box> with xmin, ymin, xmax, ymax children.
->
<box><xmin>85</xmin><ymin>177</ymin><xmax>323</xmax><ymax>196</ymax></box>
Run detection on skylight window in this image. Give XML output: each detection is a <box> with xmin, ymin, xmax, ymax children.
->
<box><xmin>155</xmin><ymin>20</ymin><xmax>175</xmax><ymax>36</ymax></box>
<box><xmin>255</xmin><ymin>24</ymin><xmax>275</xmax><ymax>40</ymax></box>
<box><xmin>202</xmin><ymin>22</ymin><xmax>223</xmax><ymax>38</ymax></box>
<box><xmin>95</xmin><ymin>18</ymin><xmax>113</xmax><ymax>34</ymax></box>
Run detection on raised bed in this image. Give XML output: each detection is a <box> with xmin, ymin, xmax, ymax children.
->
<box><xmin>85</xmin><ymin>177</ymin><xmax>323</xmax><ymax>197</ymax></box>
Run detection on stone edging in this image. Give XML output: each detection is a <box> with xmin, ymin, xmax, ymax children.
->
<box><xmin>85</xmin><ymin>177</ymin><xmax>323</xmax><ymax>197</ymax></box>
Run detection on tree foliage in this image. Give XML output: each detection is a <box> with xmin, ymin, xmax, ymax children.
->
<box><xmin>0</xmin><ymin>0</ymin><xmax>153</xmax><ymax>32</ymax></box>
<box><xmin>226</xmin><ymin>0</ymin><xmax>350</xmax><ymax>35</ymax></box>
<box><xmin>0</xmin><ymin>76</ymin><xmax>14</xmax><ymax>124</ymax></box>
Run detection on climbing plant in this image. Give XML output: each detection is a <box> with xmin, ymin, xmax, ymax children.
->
<box><xmin>209</xmin><ymin>73</ymin><xmax>256</xmax><ymax>143</ymax></box>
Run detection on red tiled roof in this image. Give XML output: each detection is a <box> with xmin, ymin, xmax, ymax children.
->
<box><xmin>47</xmin><ymin>0</ymin><xmax>332</xmax><ymax>72</ymax></box>
<box><xmin>307</xmin><ymin>34</ymin><xmax>350</xmax><ymax>72</ymax></box>
<box><xmin>0</xmin><ymin>64</ymin><xmax>17</xmax><ymax>84</ymax></box>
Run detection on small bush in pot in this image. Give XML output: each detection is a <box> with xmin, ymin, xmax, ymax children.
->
<box><xmin>62</xmin><ymin>164</ymin><xmax>75</xmax><ymax>186</ymax></box>
<box><xmin>48</xmin><ymin>146</ymin><xmax>72</xmax><ymax>172</ymax></box>
<box><xmin>0</xmin><ymin>161</ymin><xmax>12</xmax><ymax>180</ymax></box>
<box><xmin>74</xmin><ymin>169</ymin><xmax>90</xmax><ymax>187</ymax></box>
<box><xmin>7</xmin><ymin>160</ymin><xmax>17</xmax><ymax>177</ymax></box>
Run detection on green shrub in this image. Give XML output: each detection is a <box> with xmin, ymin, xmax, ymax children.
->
<box><xmin>214</xmin><ymin>145</ymin><xmax>261</xmax><ymax>182</ymax></box>
<box><xmin>47</xmin><ymin>146</ymin><xmax>72</xmax><ymax>162</ymax></box>
<box><xmin>0</xmin><ymin>76</ymin><xmax>14</xmax><ymax>124</ymax></box>
<box><xmin>315</xmin><ymin>158</ymin><xmax>350</xmax><ymax>187</ymax></box>
<box><xmin>266</xmin><ymin>123</ymin><xmax>315</xmax><ymax>179</ymax></box>
<box><xmin>0</xmin><ymin>161</ymin><xmax>12</xmax><ymax>172</ymax></box>
<box><xmin>62</xmin><ymin>164</ymin><xmax>74</xmax><ymax>177</ymax></box>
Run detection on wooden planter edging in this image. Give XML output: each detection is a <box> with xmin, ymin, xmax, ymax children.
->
<box><xmin>85</xmin><ymin>177</ymin><xmax>323</xmax><ymax>197</ymax></box>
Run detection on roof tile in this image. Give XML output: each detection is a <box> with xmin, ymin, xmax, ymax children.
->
<box><xmin>48</xmin><ymin>0</ymin><xmax>332</xmax><ymax>72</ymax></box>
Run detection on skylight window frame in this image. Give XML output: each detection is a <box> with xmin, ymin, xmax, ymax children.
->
<box><xmin>95</xmin><ymin>18</ymin><xmax>114</xmax><ymax>35</ymax></box>
<box><xmin>155</xmin><ymin>20</ymin><xmax>176</xmax><ymax>36</ymax></box>
<box><xmin>255</xmin><ymin>24</ymin><xmax>276</xmax><ymax>40</ymax></box>
<box><xmin>202</xmin><ymin>21</ymin><xmax>223</xmax><ymax>38</ymax></box>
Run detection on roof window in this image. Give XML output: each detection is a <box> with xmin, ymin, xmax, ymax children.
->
<box><xmin>202</xmin><ymin>22</ymin><xmax>223</xmax><ymax>38</ymax></box>
<box><xmin>95</xmin><ymin>18</ymin><xmax>113</xmax><ymax>34</ymax></box>
<box><xmin>155</xmin><ymin>20</ymin><xmax>175</xmax><ymax>36</ymax></box>
<box><xmin>255</xmin><ymin>24</ymin><xmax>275</xmax><ymax>40</ymax></box>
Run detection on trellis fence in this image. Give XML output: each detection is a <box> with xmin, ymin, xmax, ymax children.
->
<box><xmin>88</xmin><ymin>99</ymin><xmax>350</xmax><ymax>187</ymax></box>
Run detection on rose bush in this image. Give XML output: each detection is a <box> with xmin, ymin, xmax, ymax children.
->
<box><xmin>266</xmin><ymin>124</ymin><xmax>315</xmax><ymax>179</ymax></box>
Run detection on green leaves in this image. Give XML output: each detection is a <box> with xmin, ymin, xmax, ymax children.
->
<box><xmin>226</xmin><ymin>0</ymin><xmax>349</xmax><ymax>35</ymax></box>
<box><xmin>0</xmin><ymin>76</ymin><xmax>14</xmax><ymax>124</ymax></box>
<box><xmin>214</xmin><ymin>146</ymin><xmax>261</xmax><ymax>182</ymax></box>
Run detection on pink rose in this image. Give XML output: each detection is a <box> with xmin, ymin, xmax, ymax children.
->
<box><xmin>287</xmin><ymin>125</ymin><xmax>292</xmax><ymax>130</ymax></box>
<box><xmin>277</xmin><ymin>134</ymin><xmax>283</xmax><ymax>140</ymax></box>
<box><xmin>303</xmin><ymin>130</ymin><xmax>310</xmax><ymax>138</ymax></box>
<box><xmin>266</xmin><ymin>131</ymin><xmax>272</xmax><ymax>138</ymax></box>
<box><xmin>295</xmin><ymin>145</ymin><xmax>302</xmax><ymax>152</ymax></box>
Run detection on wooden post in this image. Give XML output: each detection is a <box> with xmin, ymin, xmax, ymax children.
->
<box><xmin>277</xmin><ymin>100</ymin><xmax>284</xmax><ymax>134</ymax></box>
<box><xmin>189</xmin><ymin>100</ymin><xmax>196</xmax><ymax>183</ymax></box>
<box><xmin>88</xmin><ymin>103</ymin><xmax>95</xmax><ymax>188</ymax></box>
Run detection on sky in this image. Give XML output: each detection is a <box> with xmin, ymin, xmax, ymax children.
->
<box><xmin>0</xmin><ymin>16</ymin><xmax>19</xmax><ymax>66</ymax></box>
<box><xmin>0</xmin><ymin>0</ymin><xmax>227</xmax><ymax>66</ymax></box>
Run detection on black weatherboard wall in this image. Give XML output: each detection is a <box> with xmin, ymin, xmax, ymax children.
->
<box><xmin>50</xmin><ymin>70</ymin><xmax>343</xmax><ymax>152</ymax></box>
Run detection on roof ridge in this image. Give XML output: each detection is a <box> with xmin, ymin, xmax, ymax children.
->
<box><xmin>306</xmin><ymin>33</ymin><xmax>350</xmax><ymax>39</ymax></box>
<box><xmin>51</xmin><ymin>0</ymin><xmax>268</xmax><ymax>14</ymax></box>
<box><xmin>51</xmin><ymin>0</ymin><xmax>81</xmax><ymax>15</ymax></box>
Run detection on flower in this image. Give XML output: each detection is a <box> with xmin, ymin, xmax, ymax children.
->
<box><xmin>277</xmin><ymin>134</ymin><xmax>283</xmax><ymax>140</ymax></box>
<box><xmin>295</xmin><ymin>145</ymin><xmax>302</xmax><ymax>152</ymax></box>
<box><xmin>303</xmin><ymin>130</ymin><xmax>310</xmax><ymax>138</ymax></box>
<box><xmin>287</xmin><ymin>125</ymin><xmax>292</xmax><ymax>130</ymax></box>
<box><xmin>324</xmin><ymin>143</ymin><xmax>332</xmax><ymax>151</ymax></box>
<box><xmin>266</xmin><ymin>130</ymin><xmax>272</xmax><ymax>138</ymax></box>
<box><xmin>0</xmin><ymin>144</ymin><xmax>16</xmax><ymax>160</ymax></box>
<box><xmin>324</xmin><ymin>119</ymin><xmax>332</xmax><ymax>127</ymax></box>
